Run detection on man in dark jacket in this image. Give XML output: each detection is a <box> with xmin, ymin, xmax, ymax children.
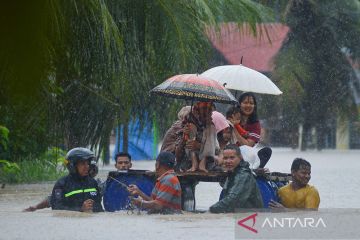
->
<box><xmin>209</xmin><ymin>144</ymin><xmax>263</xmax><ymax>213</ymax></box>
<box><xmin>50</xmin><ymin>148</ymin><xmax>103</xmax><ymax>212</ymax></box>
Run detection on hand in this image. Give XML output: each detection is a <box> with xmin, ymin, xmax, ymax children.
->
<box><xmin>23</xmin><ymin>206</ymin><xmax>37</xmax><ymax>212</ymax></box>
<box><xmin>127</xmin><ymin>184</ymin><xmax>142</xmax><ymax>196</ymax></box>
<box><xmin>254</xmin><ymin>168</ymin><xmax>270</xmax><ymax>175</ymax></box>
<box><xmin>185</xmin><ymin>139</ymin><xmax>201</xmax><ymax>151</ymax></box>
<box><xmin>183</xmin><ymin>124</ymin><xmax>191</xmax><ymax>135</ymax></box>
<box><xmin>130</xmin><ymin>197</ymin><xmax>143</xmax><ymax>207</ymax></box>
<box><xmin>269</xmin><ymin>200</ymin><xmax>285</xmax><ymax>209</ymax></box>
<box><xmin>81</xmin><ymin>199</ymin><xmax>94</xmax><ymax>212</ymax></box>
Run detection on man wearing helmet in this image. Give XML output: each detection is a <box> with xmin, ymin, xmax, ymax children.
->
<box><xmin>50</xmin><ymin>147</ymin><xmax>103</xmax><ymax>212</ymax></box>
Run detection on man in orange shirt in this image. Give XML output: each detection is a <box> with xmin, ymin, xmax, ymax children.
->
<box><xmin>128</xmin><ymin>152</ymin><xmax>182</xmax><ymax>214</ymax></box>
<box><xmin>269</xmin><ymin>158</ymin><xmax>320</xmax><ymax>210</ymax></box>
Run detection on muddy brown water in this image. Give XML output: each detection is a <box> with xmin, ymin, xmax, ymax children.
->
<box><xmin>1</xmin><ymin>149</ymin><xmax>360</xmax><ymax>240</ymax></box>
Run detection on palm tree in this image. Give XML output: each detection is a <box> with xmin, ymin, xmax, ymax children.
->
<box><xmin>101</xmin><ymin>0</ymin><xmax>272</xmax><ymax>154</ymax></box>
<box><xmin>0</xmin><ymin>0</ymin><xmax>124</xmax><ymax>159</ymax></box>
<box><xmin>1</xmin><ymin>0</ymin><xmax>271</xmax><ymax>160</ymax></box>
<box><xmin>272</xmin><ymin>0</ymin><xmax>360</xmax><ymax>150</ymax></box>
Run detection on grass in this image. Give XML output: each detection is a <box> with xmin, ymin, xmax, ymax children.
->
<box><xmin>0</xmin><ymin>148</ymin><xmax>67</xmax><ymax>184</ymax></box>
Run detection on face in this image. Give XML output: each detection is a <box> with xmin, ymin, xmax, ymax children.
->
<box><xmin>76</xmin><ymin>160</ymin><xmax>89</xmax><ymax>177</ymax></box>
<box><xmin>222</xmin><ymin>127</ymin><xmax>232</xmax><ymax>143</ymax></box>
<box><xmin>292</xmin><ymin>165</ymin><xmax>311</xmax><ymax>187</ymax></box>
<box><xmin>232</xmin><ymin>112</ymin><xmax>241</xmax><ymax>121</ymax></box>
<box><xmin>115</xmin><ymin>156</ymin><xmax>132</xmax><ymax>170</ymax></box>
<box><xmin>196</xmin><ymin>103</ymin><xmax>213</xmax><ymax>125</ymax></box>
<box><xmin>240</xmin><ymin>96</ymin><xmax>255</xmax><ymax>117</ymax></box>
<box><xmin>222</xmin><ymin>149</ymin><xmax>242</xmax><ymax>172</ymax></box>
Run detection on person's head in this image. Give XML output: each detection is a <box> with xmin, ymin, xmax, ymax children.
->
<box><xmin>238</xmin><ymin>92</ymin><xmax>258</xmax><ymax>123</ymax></box>
<box><xmin>177</xmin><ymin>106</ymin><xmax>191</xmax><ymax>122</ymax></box>
<box><xmin>155</xmin><ymin>151</ymin><xmax>175</xmax><ymax>176</ymax></box>
<box><xmin>226</xmin><ymin>106</ymin><xmax>241</xmax><ymax>121</ymax></box>
<box><xmin>212</xmin><ymin>111</ymin><xmax>229</xmax><ymax>133</ymax></box>
<box><xmin>115</xmin><ymin>152</ymin><xmax>132</xmax><ymax>171</ymax></box>
<box><xmin>222</xmin><ymin>144</ymin><xmax>243</xmax><ymax>172</ymax></box>
<box><xmin>291</xmin><ymin>158</ymin><xmax>311</xmax><ymax>187</ymax></box>
<box><xmin>218</xmin><ymin>127</ymin><xmax>233</xmax><ymax>144</ymax></box>
<box><xmin>65</xmin><ymin>147</ymin><xmax>95</xmax><ymax>177</ymax></box>
<box><xmin>76</xmin><ymin>160</ymin><xmax>90</xmax><ymax>177</ymax></box>
<box><xmin>194</xmin><ymin>102</ymin><xmax>213</xmax><ymax>125</ymax></box>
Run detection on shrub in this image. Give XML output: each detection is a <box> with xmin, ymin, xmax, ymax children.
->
<box><xmin>0</xmin><ymin>147</ymin><xmax>67</xmax><ymax>184</ymax></box>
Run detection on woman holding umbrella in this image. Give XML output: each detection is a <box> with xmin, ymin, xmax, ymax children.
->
<box><xmin>228</xmin><ymin>92</ymin><xmax>261</xmax><ymax>147</ymax></box>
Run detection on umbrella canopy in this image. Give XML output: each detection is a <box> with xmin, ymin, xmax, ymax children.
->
<box><xmin>201</xmin><ymin>65</ymin><xmax>282</xmax><ymax>95</ymax></box>
<box><xmin>150</xmin><ymin>74</ymin><xmax>238</xmax><ymax>104</ymax></box>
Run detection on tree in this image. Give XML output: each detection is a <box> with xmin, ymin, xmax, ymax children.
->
<box><xmin>272</xmin><ymin>0</ymin><xmax>360</xmax><ymax>150</ymax></box>
<box><xmin>0</xmin><ymin>0</ymin><xmax>271</xmax><ymax>160</ymax></box>
<box><xmin>101</xmin><ymin>0</ymin><xmax>272</xmax><ymax>153</ymax></box>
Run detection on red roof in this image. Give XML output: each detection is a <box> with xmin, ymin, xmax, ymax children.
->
<box><xmin>206</xmin><ymin>23</ymin><xmax>289</xmax><ymax>72</ymax></box>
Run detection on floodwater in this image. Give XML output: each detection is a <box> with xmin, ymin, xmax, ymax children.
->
<box><xmin>1</xmin><ymin>148</ymin><xmax>360</xmax><ymax>240</ymax></box>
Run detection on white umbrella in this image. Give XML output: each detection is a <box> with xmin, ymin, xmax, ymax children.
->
<box><xmin>201</xmin><ymin>65</ymin><xmax>282</xmax><ymax>95</ymax></box>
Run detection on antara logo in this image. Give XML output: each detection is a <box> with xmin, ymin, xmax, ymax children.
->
<box><xmin>237</xmin><ymin>213</ymin><xmax>327</xmax><ymax>234</ymax></box>
<box><xmin>237</xmin><ymin>213</ymin><xmax>258</xmax><ymax>233</ymax></box>
<box><xmin>261</xmin><ymin>217</ymin><xmax>327</xmax><ymax>228</ymax></box>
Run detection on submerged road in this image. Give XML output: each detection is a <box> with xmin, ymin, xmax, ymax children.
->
<box><xmin>1</xmin><ymin>148</ymin><xmax>360</xmax><ymax>239</ymax></box>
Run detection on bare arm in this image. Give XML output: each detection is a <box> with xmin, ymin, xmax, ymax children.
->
<box><xmin>127</xmin><ymin>184</ymin><xmax>152</xmax><ymax>201</ymax></box>
<box><xmin>233</xmin><ymin>129</ymin><xmax>256</xmax><ymax>147</ymax></box>
<box><xmin>132</xmin><ymin>198</ymin><xmax>163</xmax><ymax>210</ymax></box>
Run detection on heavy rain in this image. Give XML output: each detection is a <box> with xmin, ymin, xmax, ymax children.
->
<box><xmin>1</xmin><ymin>1</ymin><xmax>360</xmax><ymax>240</ymax></box>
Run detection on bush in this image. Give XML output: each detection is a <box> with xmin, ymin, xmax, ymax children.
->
<box><xmin>0</xmin><ymin>125</ymin><xmax>9</xmax><ymax>160</ymax></box>
<box><xmin>0</xmin><ymin>147</ymin><xmax>67</xmax><ymax>183</ymax></box>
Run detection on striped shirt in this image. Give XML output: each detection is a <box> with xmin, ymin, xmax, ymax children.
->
<box><xmin>244</xmin><ymin>121</ymin><xmax>261</xmax><ymax>143</ymax></box>
<box><xmin>151</xmin><ymin>170</ymin><xmax>182</xmax><ymax>211</ymax></box>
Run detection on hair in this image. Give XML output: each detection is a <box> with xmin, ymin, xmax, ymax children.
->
<box><xmin>291</xmin><ymin>158</ymin><xmax>311</xmax><ymax>171</ymax></box>
<box><xmin>156</xmin><ymin>151</ymin><xmax>175</xmax><ymax>169</ymax></box>
<box><xmin>115</xmin><ymin>152</ymin><xmax>132</xmax><ymax>162</ymax></box>
<box><xmin>226</xmin><ymin>106</ymin><xmax>241</xmax><ymax>119</ymax></box>
<box><xmin>238</xmin><ymin>92</ymin><xmax>258</xmax><ymax>124</ymax></box>
<box><xmin>223</xmin><ymin>144</ymin><xmax>242</xmax><ymax>157</ymax></box>
<box><xmin>217</xmin><ymin>131</ymin><xmax>224</xmax><ymax>143</ymax></box>
<box><xmin>177</xmin><ymin>106</ymin><xmax>191</xmax><ymax>121</ymax></box>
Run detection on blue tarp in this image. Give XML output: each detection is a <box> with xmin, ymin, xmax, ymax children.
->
<box><xmin>114</xmin><ymin>119</ymin><xmax>158</xmax><ymax>160</ymax></box>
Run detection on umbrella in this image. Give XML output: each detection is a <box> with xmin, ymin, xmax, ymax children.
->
<box><xmin>150</xmin><ymin>74</ymin><xmax>238</xmax><ymax>104</ymax></box>
<box><xmin>201</xmin><ymin>65</ymin><xmax>282</xmax><ymax>95</ymax></box>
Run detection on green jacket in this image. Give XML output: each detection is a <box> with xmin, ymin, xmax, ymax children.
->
<box><xmin>209</xmin><ymin>160</ymin><xmax>263</xmax><ymax>213</ymax></box>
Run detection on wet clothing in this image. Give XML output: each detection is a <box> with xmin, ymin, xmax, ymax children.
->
<box><xmin>175</xmin><ymin>120</ymin><xmax>217</xmax><ymax>171</ymax></box>
<box><xmin>244</xmin><ymin>121</ymin><xmax>261</xmax><ymax>143</ymax></box>
<box><xmin>150</xmin><ymin>170</ymin><xmax>181</xmax><ymax>214</ymax></box>
<box><xmin>51</xmin><ymin>174</ymin><xmax>103</xmax><ymax>212</ymax></box>
<box><xmin>278</xmin><ymin>184</ymin><xmax>320</xmax><ymax>209</ymax></box>
<box><xmin>209</xmin><ymin>161</ymin><xmax>263</xmax><ymax>213</ymax></box>
<box><xmin>161</xmin><ymin>120</ymin><xmax>183</xmax><ymax>153</ymax></box>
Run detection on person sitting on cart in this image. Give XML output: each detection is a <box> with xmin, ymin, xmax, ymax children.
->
<box><xmin>175</xmin><ymin>101</ymin><xmax>217</xmax><ymax>172</ymax></box>
<box><xmin>161</xmin><ymin>106</ymin><xmax>191</xmax><ymax>153</ymax></box>
<box><xmin>209</xmin><ymin>144</ymin><xmax>263</xmax><ymax>213</ymax></box>
<box><xmin>127</xmin><ymin>152</ymin><xmax>181</xmax><ymax>214</ymax></box>
<box><xmin>226</xmin><ymin>92</ymin><xmax>261</xmax><ymax>147</ymax></box>
<box><xmin>269</xmin><ymin>158</ymin><xmax>320</xmax><ymax>210</ymax></box>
